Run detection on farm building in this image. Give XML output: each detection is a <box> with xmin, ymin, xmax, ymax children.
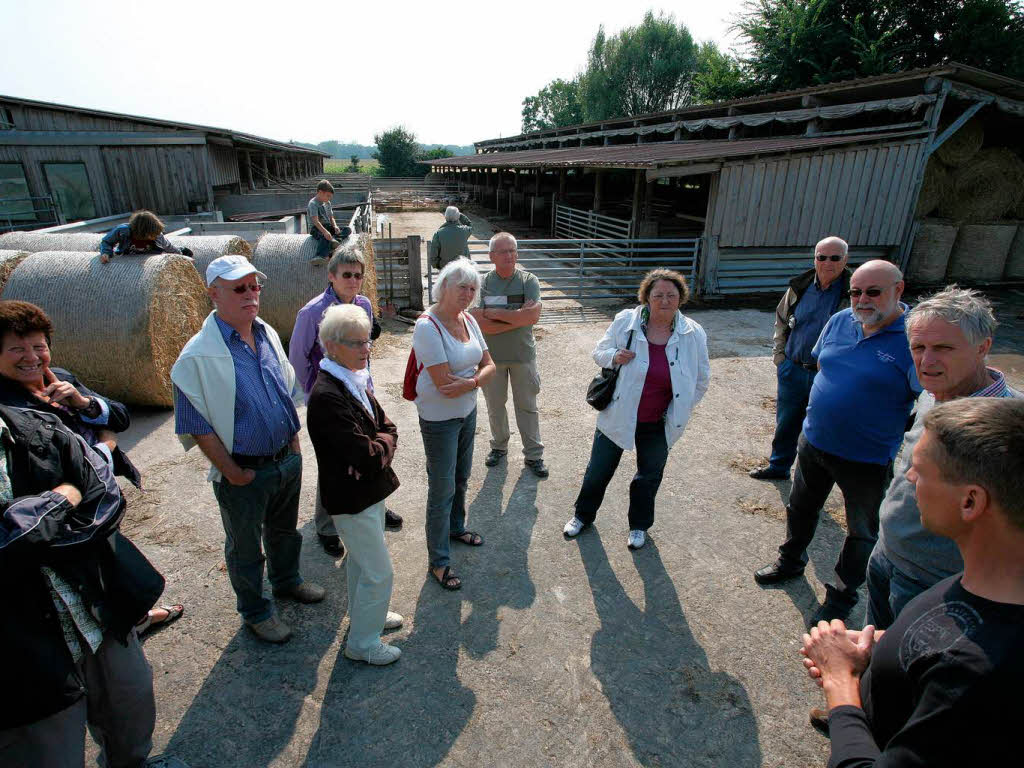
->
<box><xmin>426</xmin><ymin>63</ymin><xmax>1024</xmax><ymax>295</ymax></box>
<box><xmin>0</xmin><ymin>94</ymin><xmax>329</xmax><ymax>232</ymax></box>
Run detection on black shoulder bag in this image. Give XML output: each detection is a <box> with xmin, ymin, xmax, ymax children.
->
<box><xmin>586</xmin><ymin>329</ymin><xmax>635</xmax><ymax>411</ymax></box>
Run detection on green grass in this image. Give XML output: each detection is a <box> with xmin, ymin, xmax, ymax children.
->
<box><xmin>323</xmin><ymin>158</ymin><xmax>379</xmax><ymax>174</ymax></box>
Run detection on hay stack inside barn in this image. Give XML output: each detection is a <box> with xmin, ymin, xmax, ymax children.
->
<box><xmin>0</xmin><ymin>250</ymin><xmax>31</xmax><ymax>295</ymax></box>
<box><xmin>1</xmin><ymin>252</ymin><xmax>207</xmax><ymax>407</ymax></box>
<box><xmin>1004</xmin><ymin>226</ymin><xmax>1024</xmax><ymax>280</ymax></box>
<box><xmin>946</xmin><ymin>224</ymin><xmax>1017</xmax><ymax>282</ymax></box>
<box><xmin>938</xmin><ymin>148</ymin><xmax>1024</xmax><ymax>222</ymax></box>
<box><xmin>907</xmin><ymin>221</ymin><xmax>958</xmax><ymax>284</ymax></box>
<box><xmin>914</xmin><ymin>159</ymin><xmax>952</xmax><ymax>218</ymax></box>
<box><xmin>934</xmin><ymin>116</ymin><xmax>984</xmax><ymax>167</ymax></box>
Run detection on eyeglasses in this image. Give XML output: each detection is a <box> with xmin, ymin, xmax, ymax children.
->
<box><xmin>339</xmin><ymin>271</ymin><xmax>363</xmax><ymax>280</ymax></box>
<box><xmin>649</xmin><ymin>293</ymin><xmax>679</xmax><ymax>302</ymax></box>
<box><xmin>849</xmin><ymin>285</ymin><xmax>896</xmax><ymax>298</ymax></box>
<box><xmin>815</xmin><ymin>254</ymin><xmax>844</xmax><ymax>262</ymax></box>
<box><xmin>230</xmin><ymin>282</ymin><xmax>263</xmax><ymax>294</ymax></box>
<box><xmin>338</xmin><ymin>339</ymin><xmax>372</xmax><ymax>349</ymax></box>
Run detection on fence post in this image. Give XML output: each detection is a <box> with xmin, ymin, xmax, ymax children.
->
<box><xmin>407</xmin><ymin>234</ymin><xmax>423</xmax><ymax>310</ymax></box>
<box><xmin>578</xmin><ymin>241</ymin><xmax>586</xmax><ymax>298</ymax></box>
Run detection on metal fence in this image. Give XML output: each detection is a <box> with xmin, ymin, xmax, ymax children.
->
<box><xmin>552</xmin><ymin>203</ymin><xmax>632</xmax><ymax>240</ymax></box>
<box><xmin>427</xmin><ymin>237</ymin><xmax>700</xmax><ymax>303</ymax></box>
<box><xmin>0</xmin><ymin>195</ymin><xmax>62</xmax><ymax>233</ymax></box>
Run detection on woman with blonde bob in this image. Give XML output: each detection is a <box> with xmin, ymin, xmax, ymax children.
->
<box><xmin>413</xmin><ymin>257</ymin><xmax>496</xmax><ymax>590</ymax></box>
<box><xmin>564</xmin><ymin>269</ymin><xmax>711</xmax><ymax>549</ymax></box>
<box><xmin>307</xmin><ymin>303</ymin><xmax>403</xmax><ymax>665</ymax></box>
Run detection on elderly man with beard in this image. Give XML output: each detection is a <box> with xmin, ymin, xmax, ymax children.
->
<box><xmin>754</xmin><ymin>260</ymin><xmax>921</xmax><ymax>626</ymax></box>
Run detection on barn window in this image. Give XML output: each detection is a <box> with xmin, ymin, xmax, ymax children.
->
<box><xmin>0</xmin><ymin>163</ymin><xmax>34</xmax><ymax>224</ymax></box>
<box><xmin>0</xmin><ymin>108</ymin><xmax>13</xmax><ymax>129</ymax></box>
<box><xmin>43</xmin><ymin>162</ymin><xmax>96</xmax><ymax>221</ymax></box>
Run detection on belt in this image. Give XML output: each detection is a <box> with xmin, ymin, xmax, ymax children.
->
<box><xmin>800</xmin><ymin>361</ymin><xmax>818</xmax><ymax>372</ymax></box>
<box><xmin>232</xmin><ymin>444</ymin><xmax>292</xmax><ymax>469</ymax></box>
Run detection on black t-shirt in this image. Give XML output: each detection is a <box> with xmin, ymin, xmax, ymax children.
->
<box><xmin>828</xmin><ymin>575</ymin><xmax>1024</xmax><ymax>767</ymax></box>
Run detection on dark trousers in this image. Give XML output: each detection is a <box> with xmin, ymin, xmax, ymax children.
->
<box><xmin>311</xmin><ymin>227</ymin><xmax>336</xmax><ymax>260</ymax></box>
<box><xmin>574</xmin><ymin>423</ymin><xmax>669</xmax><ymax>531</ymax></box>
<box><xmin>779</xmin><ymin>435</ymin><xmax>892</xmax><ymax>608</ymax></box>
<box><xmin>768</xmin><ymin>358</ymin><xmax>816</xmax><ymax>472</ymax></box>
<box><xmin>864</xmin><ymin>545</ymin><xmax>934</xmax><ymax>630</ymax></box>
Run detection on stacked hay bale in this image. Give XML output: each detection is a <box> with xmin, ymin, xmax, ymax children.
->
<box><xmin>914</xmin><ymin>159</ymin><xmax>952</xmax><ymax>218</ymax></box>
<box><xmin>0</xmin><ymin>250</ymin><xmax>31</xmax><ymax>295</ymax></box>
<box><xmin>252</xmin><ymin>233</ymin><xmax>377</xmax><ymax>342</ymax></box>
<box><xmin>166</xmin><ymin>235</ymin><xmax>252</xmax><ymax>277</ymax></box>
<box><xmin>1003</xmin><ymin>226</ymin><xmax>1024</xmax><ymax>280</ymax></box>
<box><xmin>938</xmin><ymin>148</ymin><xmax>1024</xmax><ymax>222</ymax></box>
<box><xmin>947</xmin><ymin>224</ymin><xmax>1017</xmax><ymax>282</ymax></box>
<box><xmin>934</xmin><ymin>117</ymin><xmax>984</xmax><ymax>168</ymax></box>
<box><xmin>1</xmin><ymin>252</ymin><xmax>207</xmax><ymax>407</ymax></box>
<box><xmin>906</xmin><ymin>221</ymin><xmax>958</xmax><ymax>284</ymax></box>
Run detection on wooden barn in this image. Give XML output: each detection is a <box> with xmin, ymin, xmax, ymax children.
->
<box><xmin>0</xmin><ymin>95</ymin><xmax>327</xmax><ymax>231</ymax></box>
<box><xmin>426</xmin><ymin>63</ymin><xmax>1024</xmax><ymax>295</ymax></box>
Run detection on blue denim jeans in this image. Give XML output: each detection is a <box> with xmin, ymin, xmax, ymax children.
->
<box><xmin>419</xmin><ymin>408</ymin><xmax>477</xmax><ymax>569</ymax></box>
<box><xmin>768</xmin><ymin>358</ymin><xmax>816</xmax><ymax>472</ymax></box>
<box><xmin>865</xmin><ymin>545</ymin><xmax>934</xmax><ymax>630</ymax></box>
<box><xmin>212</xmin><ymin>452</ymin><xmax>304</xmax><ymax>623</ymax></box>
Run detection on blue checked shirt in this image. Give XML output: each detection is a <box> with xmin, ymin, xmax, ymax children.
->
<box><xmin>174</xmin><ymin>316</ymin><xmax>301</xmax><ymax>455</ymax></box>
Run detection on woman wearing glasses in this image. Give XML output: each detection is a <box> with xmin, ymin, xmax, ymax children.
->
<box><xmin>412</xmin><ymin>258</ymin><xmax>495</xmax><ymax>590</ymax></box>
<box><xmin>563</xmin><ymin>269</ymin><xmax>711</xmax><ymax>550</ymax></box>
<box><xmin>307</xmin><ymin>304</ymin><xmax>403</xmax><ymax>665</ymax></box>
<box><xmin>290</xmin><ymin>248</ymin><xmax>402</xmax><ymax>560</ymax></box>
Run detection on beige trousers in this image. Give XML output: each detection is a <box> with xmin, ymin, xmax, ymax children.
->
<box><xmin>481</xmin><ymin>359</ymin><xmax>544</xmax><ymax>460</ymax></box>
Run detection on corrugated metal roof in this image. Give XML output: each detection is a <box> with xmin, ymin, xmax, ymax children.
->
<box><xmin>425</xmin><ymin>130</ymin><xmax>927</xmax><ymax>170</ymax></box>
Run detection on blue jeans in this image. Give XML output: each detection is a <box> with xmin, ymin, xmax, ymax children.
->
<box><xmin>212</xmin><ymin>452</ymin><xmax>304</xmax><ymax>623</ymax></box>
<box><xmin>865</xmin><ymin>545</ymin><xmax>934</xmax><ymax>630</ymax></box>
<box><xmin>310</xmin><ymin>227</ymin><xmax>335</xmax><ymax>260</ymax></box>
<box><xmin>419</xmin><ymin>408</ymin><xmax>477</xmax><ymax>569</ymax></box>
<box><xmin>768</xmin><ymin>358</ymin><xmax>816</xmax><ymax>472</ymax></box>
<box><xmin>574</xmin><ymin>424</ymin><xmax>669</xmax><ymax>531</ymax></box>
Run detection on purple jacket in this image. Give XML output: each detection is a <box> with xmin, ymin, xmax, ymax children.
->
<box><xmin>290</xmin><ymin>287</ymin><xmax>377</xmax><ymax>396</ymax></box>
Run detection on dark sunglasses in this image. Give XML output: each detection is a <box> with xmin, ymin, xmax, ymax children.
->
<box><xmin>231</xmin><ymin>282</ymin><xmax>263</xmax><ymax>294</ymax></box>
<box><xmin>339</xmin><ymin>271</ymin><xmax>363</xmax><ymax>280</ymax></box>
<box><xmin>849</xmin><ymin>287</ymin><xmax>885</xmax><ymax>298</ymax></box>
<box><xmin>815</xmin><ymin>254</ymin><xmax>844</xmax><ymax>262</ymax></box>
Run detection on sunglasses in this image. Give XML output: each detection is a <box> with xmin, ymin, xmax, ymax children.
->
<box><xmin>230</xmin><ymin>282</ymin><xmax>263</xmax><ymax>294</ymax></box>
<box><xmin>339</xmin><ymin>271</ymin><xmax>363</xmax><ymax>280</ymax></box>
<box><xmin>815</xmin><ymin>254</ymin><xmax>844</xmax><ymax>262</ymax></box>
<box><xmin>849</xmin><ymin>287</ymin><xmax>889</xmax><ymax>298</ymax></box>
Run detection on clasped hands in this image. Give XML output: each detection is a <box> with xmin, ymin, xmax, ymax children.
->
<box><xmin>800</xmin><ymin>620</ymin><xmax>883</xmax><ymax>704</ymax></box>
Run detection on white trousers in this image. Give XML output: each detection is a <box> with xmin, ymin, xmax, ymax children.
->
<box><xmin>332</xmin><ymin>500</ymin><xmax>394</xmax><ymax>653</ymax></box>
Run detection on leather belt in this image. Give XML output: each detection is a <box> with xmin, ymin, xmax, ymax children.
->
<box><xmin>232</xmin><ymin>444</ymin><xmax>291</xmax><ymax>469</ymax></box>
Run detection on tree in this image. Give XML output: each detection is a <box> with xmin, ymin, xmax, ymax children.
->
<box><xmin>346</xmin><ymin>154</ymin><xmax>360</xmax><ymax>172</ymax></box>
<box><xmin>691</xmin><ymin>41</ymin><xmax>758</xmax><ymax>103</ymax></box>
<box><xmin>521</xmin><ymin>78</ymin><xmax>584</xmax><ymax>132</ymax></box>
<box><xmin>372</xmin><ymin>126</ymin><xmax>420</xmax><ymax>177</ymax></box>
<box><xmin>417</xmin><ymin>147</ymin><xmax>455</xmax><ymax>161</ymax></box>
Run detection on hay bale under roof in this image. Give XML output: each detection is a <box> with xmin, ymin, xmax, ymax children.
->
<box><xmin>1</xmin><ymin>252</ymin><xmax>207</xmax><ymax>407</ymax></box>
<box><xmin>914</xmin><ymin>159</ymin><xmax>952</xmax><ymax>218</ymax></box>
<box><xmin>937</xmin><ymin>148</ymin><xmax>1024</xmax><ymax>222</ymax></box>
<box><xmin>934</xmin><ymin>116</ymin><xmax>984</xmax><ymax>167</ymax></box>
<box><xmin>0</xmin><ymin>250</ymin><xmax>31</xmax><ymax>295</ymax></box>
<box><xmin>906</xmin><ymin>220</ymin><xmax>958</xmax><ymax>285</ymax></box>
<box><xmin>252</xmin><ymin>233</ymin><xmax>374</xmax><ymax>342</ymax></box>
<box><xmin>946</xmin><ymin>224</ymin><xmax>1016</xmax><ymax>283</ymax></box>
<box><xmin>1004</xmin><ymin>225</ymin><xmax>1024</xmax><ymax>280</ymax></box>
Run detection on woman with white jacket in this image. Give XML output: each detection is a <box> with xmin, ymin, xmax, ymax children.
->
<box><xmin>564</xmin><ymin>269</ymin><xmax>711</xmax><ymax>549</ymax></box>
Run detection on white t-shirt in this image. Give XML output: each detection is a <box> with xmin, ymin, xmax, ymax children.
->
<box><xmin>412</xmin><ymin>310</ymin><xmax>488</xmax><ymax>421</ymax></box>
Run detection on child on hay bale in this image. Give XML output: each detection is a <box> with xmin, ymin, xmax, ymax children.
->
<box><xmin>99</xmin><ymin>210</ymin><xmax>194</xmax><ymax>264</ymax></box>
<box><xmin>308</xmin><ymin>179</ymin><xmax>352</xmax><ymax>266</ymax></box>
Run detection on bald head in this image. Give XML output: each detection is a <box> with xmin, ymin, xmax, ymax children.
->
<box><xmin>854</xmin><ymin>259</ymin><xmax>903</xmax><ymax>283</ymax></box>
<box><xmin>813</xmin><ymin>236</ymin><xmax>849</xmax><ymax>288</ymax></box>
<box><xmin>850</xmin><ymin>260</ymin><xmax>905</xmax><ymax>333</ymax></box>
<box><xmin>816</xmin><ymin>236</ymin><xmax>848</xmax><ymax>257</ymax></box>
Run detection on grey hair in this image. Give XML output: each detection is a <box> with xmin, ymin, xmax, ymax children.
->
<box><xmin>328</xmin><ymin>247</ymin><xmax>365</xmax><ymax>275</ymax></box>
<box><xmin>906</xmin><ymin>285</ymin><xmax>997</xmax><ymax>346</ymax></box>
<box><xmin>435</xmin><ymin>257</ymin><xmax>480</xmax><ymax>302</ymax></box>
<box><xmin>489</xmin><ymin>231</ymin><xmax>517</xmax><ymax>251</ymax></box>
<box><xmin>444</xmin><ymin>206</ymin><xmax>461</xmax><ymax>222</ymax></box>
<box><xmin>318</xmin><ymin>303</ymin><xmax>370</xmax><ymax>354</ymax></box>
<box><xmin>815</xmin><ymin>235</ymin><xmax>849</xmax><ymax>258</ymax></box>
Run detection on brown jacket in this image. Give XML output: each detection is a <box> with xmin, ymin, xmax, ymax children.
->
<box><xmin>307</xmin><ymin>369</ymin><xmax>399</xmax><ymax>515</ymax></box>
<box><xmin>772</xmin><ymin>267</ymin><xmax>852</xmax><ymax>365</ymax></box>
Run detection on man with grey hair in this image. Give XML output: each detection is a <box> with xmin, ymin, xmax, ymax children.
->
<box><xmin>750</xmin><ymin>235</ymin><xmax>851</xmax><ymax>480</ymax></box>
<box><xmin>429</xmin><ymin>206</ymin><xmax>473</xmax><ymax>270</ymax></box>
<box><xmin>754</xmin><ymin>260</ymin><xmax>921</xmax><ymax>627</ymax></box>
<box><xmin>469</xmin><ymin>232</ymin><xmax>547</xmax><ymax>477</ymax></box>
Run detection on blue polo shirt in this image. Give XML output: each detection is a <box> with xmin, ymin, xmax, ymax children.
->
<box><xmin>802</xmin><ymin>306</ymin><xmax>921</xmax><ymax>464</ymax></box>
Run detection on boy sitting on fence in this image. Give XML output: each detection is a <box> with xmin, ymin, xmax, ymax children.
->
<box><xmin>308</xmin><ymin>180</ymin><xmax>352</xmax><ymax>265</ymax></box>
<box><xmin>99</xmin><ymin>210</ymin><xmax>192</xmax><ymax>264</ymax></box>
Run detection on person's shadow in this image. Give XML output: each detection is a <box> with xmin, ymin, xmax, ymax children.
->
<box><xmin>579</xmin><ymin>534</ymin><xmax>762</xmax><ymax>767</ymax></box>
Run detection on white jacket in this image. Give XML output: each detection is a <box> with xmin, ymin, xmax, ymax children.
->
<box><xmin>593</xmin><ymin>306</ymin><xmax>711</xmax><ymax>451</ymax></box>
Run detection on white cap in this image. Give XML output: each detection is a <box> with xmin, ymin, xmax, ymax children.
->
<box><xmin>205</xmin><ymin>255</ymin><xmax>266</xmax><ymax>287</ymax></box>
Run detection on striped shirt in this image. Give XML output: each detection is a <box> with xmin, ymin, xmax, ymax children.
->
<box><xmin>174</xmin><ymin>316</ymin><xmax>300</xmax><ymax>455</ymax></box>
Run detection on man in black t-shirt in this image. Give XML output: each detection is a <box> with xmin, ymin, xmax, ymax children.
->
<box><xmin>799</xmin><ymin>397</ymin><xmax>1024</xmax><ymax>767</ymax></box>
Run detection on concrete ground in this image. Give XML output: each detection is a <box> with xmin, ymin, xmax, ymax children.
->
<box><xmin>102</xmin><ymin>212</ymin><xmax>1024</xmax><ymax>768</ymax></box>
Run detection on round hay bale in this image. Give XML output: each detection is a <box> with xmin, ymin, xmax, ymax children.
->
<box><xmin>914</xmin><ymin>159</ymin><xmax>952</xmax><ymax>218</ymax></box>
<box><xmin>1</xmin><ymin>252</ymin><xmax>207</xmax><ymax>407</ymax></box>
<box><xmin>1004</xmin><ymin>225</ymin><xmax>1024</xmax><ymax>280</ymax></box>
<box><xmin>166</xmin><ymin>235</ymin><xmax>252</xmax><ymax>278</ymax></box>
<box><xmin>252</xmin><ymin>233</ymin><xmax>374</xmax><ymax>342</ymax></box>
<box><xmin>937</xmin><ymin>148</ymin><xmax>1024</xmax><ymax>222</ymax></box>
<box><xmin>0</xmin><ymin>250</ymin><xmax>31</xmax><ymax>295</ymax></box>
<box><xmin>906</xmin><ymin>220</ymin><xmax>958</xmax><ymax>285</ymax></box>
<box><xmin>934</xmin><ymin>116</ymin><xmax>984</xmax><ymax>167</ymax></box>
<box><xmin>946</xmin><ymin>224</ymin><xmax>1017</xmax><ymax>283</ymax></box>
<box><xmin>0</xmin><ymin>231</ymin><xmax>103</xmax><ymax>252</ymax></box>
<box><xmin>361</xmin><ymin>235</ymin><xmax>380</xmax><ymax>316</ymax></box>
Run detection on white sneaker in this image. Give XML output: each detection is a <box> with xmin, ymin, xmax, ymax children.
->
<box><xmin>627</xmin><ymin>530</ymin><xmax>646</xmax><ymax>549</ymax></box>
<box><xmin>344</xmin><ymin>642</ymin><xmax>401</xmax><ymax>666</ymax></box>
<box><xmin>563</xmin><ymin>516</ymin><xmax>586</xmax><ymax>537</ymax></box>
<box><xmin>384</xmin><ymin>611</ymin><xmax>404</xmax><ymax>630</ymax></box>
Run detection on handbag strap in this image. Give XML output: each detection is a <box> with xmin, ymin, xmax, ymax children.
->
<box><xmin>613</xmin><ymin>329</ymin><xmax>635</xmax><ymax>371</ymax></box>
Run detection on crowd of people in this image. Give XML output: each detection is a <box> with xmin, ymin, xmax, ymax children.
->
<box><xmin>2</xmin><ymin>192</ymin><xmax>1022</xmax><ymax>766</ymax></box>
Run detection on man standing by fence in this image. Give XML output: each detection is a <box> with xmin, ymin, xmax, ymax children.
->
<box><xmin>469</xmin><ymin>232</ymin><xmax>548</xmax><ymax>478</ymax></box>
<box><xmin>429</xmin><ymin>206</ymin><xmax>473</xmax><ymax>270</ymax></box>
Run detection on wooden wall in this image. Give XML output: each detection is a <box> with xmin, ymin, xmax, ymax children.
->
<box><xmin>208</xmin><ymin>144</ymin><xmax>240</xmax><ymax>187</ymax></box>
<box><xmin>5</xmin><ymin>103</ymin><xmax>164</xmax><ymax>132</ymax></box>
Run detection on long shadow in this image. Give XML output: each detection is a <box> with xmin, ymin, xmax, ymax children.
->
<box><xmin>579</xmin><ymin>534</ymin><xmax>762</xmax><ymax>767</ymax></box>
<box><xmin>302</xmin><ymin>576</ymin><xmax>474</xmax><ymax>768</ymax></box>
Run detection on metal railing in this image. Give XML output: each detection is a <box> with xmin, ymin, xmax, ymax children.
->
<box><xmin>0</xmin><ymin>195</ymin><xmax>63</xmax><ymax>233</ymax></box>
<box><xmin>427</xmin><ymin>237</ymin><xmax>700</xmax><ymax>302</ymax></box>
<box><xmin>552</xmin><ymin>203</ymin><xmax>632</xmax><ymax>240</ymax></box>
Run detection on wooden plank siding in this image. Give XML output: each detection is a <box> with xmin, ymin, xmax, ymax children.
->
<box><xmin>99</xmin><ymin>146</ymin><xmax>209</xmax><ymax>214</ymax></box>
<box><xmin>0</xmin><ymin>144</ymin><xmax>114</xmax><ymax>216</ymax></box>
<box><xmin>710</xmin><ymin>139</ymin><xmax>926</xmax><ymax>247</ymax></box>
<box><xmin>208</xmin><ymin>144</ymin><xmax>240</xmax><ymax>187</ymax></box>
<box><xmin>6</xmin><ymin>104</ymin><xmax>158</xmax><ymax>132</ymax></box>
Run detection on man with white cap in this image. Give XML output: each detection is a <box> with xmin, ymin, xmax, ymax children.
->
<box><xmin>171</xmin><ymin>256</ymin><xmax>324</xmax><ymax>644</ymax></box>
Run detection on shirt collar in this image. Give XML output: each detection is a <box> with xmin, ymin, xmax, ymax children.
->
<box><xmin>214</xmin><ymin>314</ymin><xmax>261</xmax><ymax>344</ymax></box>
<box><xmin>972</xmin><ymin>367</ymin><xmax>1007</xmax><ymax>398</ymax></box>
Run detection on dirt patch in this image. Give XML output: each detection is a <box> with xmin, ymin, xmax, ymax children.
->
<box><xmin>759</xmin><ymin>395</ymin><xmax>776</xmax><ymax>411</ymax></box>
<box><xmin>737</xmin><ymin>497</ymin><xmax>786</xmax><ymax>522</ymax></box>
<box><xmin>727</xmin><ymin>452</ymin><xmax>768</xmax><ymax>475</ymax></box>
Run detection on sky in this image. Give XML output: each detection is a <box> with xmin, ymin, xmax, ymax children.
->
<box><xmin>0</xmin><ymin>0</ymin><xmax>747</xmax><ymax>148</ymax></box>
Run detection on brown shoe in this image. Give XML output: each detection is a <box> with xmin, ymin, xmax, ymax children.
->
<box><xmin>246</xmin><ymin>615</ymin><xmax>292</xmax><ymax>643</ymax></box>
<box><xmin>810</xmin><ymin>707</ymin><xmax>829</xmax><ymax>736</ymax></box>
<box><xmin>273</xmin><ymin>581</ymin><xmax>326</xmax><ymax>604</ymax></box>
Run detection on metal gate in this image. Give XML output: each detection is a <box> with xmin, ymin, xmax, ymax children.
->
<box><xmin>552</xmin><ymin>204</ymin><xmax>632</xmax><ymax>240</ymax></box>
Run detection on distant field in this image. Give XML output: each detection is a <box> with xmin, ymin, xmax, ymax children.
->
<box><xmin>323</xmin><ymin>158</ymin><xmax>378</xmax><ymax>174</ymax></box>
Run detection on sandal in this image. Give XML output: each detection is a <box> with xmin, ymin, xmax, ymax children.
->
<box><xmin>433</xmin><ymin>566</ymin><xmax>462</xmax><ymax>591</ymax></box>
<box><xmin>136</xmin><ymin>604</ymin><xmax>184</xmax><ymax>635</ymax></box>
<box><xmin>450</xmin><ymin>530</ymin><xmax>484</xmax><ymax>546</ymax></box>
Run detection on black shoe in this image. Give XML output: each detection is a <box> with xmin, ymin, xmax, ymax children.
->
<box><xmin>749</xmin><ymin>465</ymin><xmax>789</xmax><ymax>480</ymax></box>
<box><xmin>384</xmin><ymin>508</ymin><xmax>403</xmax><ymax>530</ymax></box>
<box><xmin>524</xmin><ymin>459</ymin><xmax>549</xmax><ymax>478</ymax></box>
<box><xmin>809</xmin><ymin>600</ymin><xmax>853</xmax><ymax>628</ymax></box>
<box><xmin>318</xmin><ymin>534</ymin><xmax>345</xmax><ymax>558</ymax></box>
<box><xmin>484</xmin><ymin>449</ymin><xmax>506</xmax><ymax>467</ymax></box>
<box><xmin>754</xmin><ymin>561</ymin><xmax>804</xmax><ymax>585</ymax></box>
<box><xmin>809</xmin><ymin>707</ymin><xmax>830</xmax><ymax>736</ymax></box>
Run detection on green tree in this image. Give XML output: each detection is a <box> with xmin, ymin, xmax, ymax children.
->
<box><xmin>372</xmin><ymin>126</ymin><xmax>420</xmax><ymax>176</ymax></box>
<box><xmin>521</xmin><ymin>78</ymin><xmax>584</xmax><ymax>132</ymax></box>
<box><xmin>417</xmin><ymin>147</ymin><xmax>455</xmax><ymax>161</ymax></box>
<box><xmin>691</xmin><ymin>41</ymin><xmax>757</xmax><ymax>103</ymax></box>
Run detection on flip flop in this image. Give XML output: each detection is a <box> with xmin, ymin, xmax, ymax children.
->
<box><xmin>449</xmin><ymin>530</ymin><xmax>484</xmax><ymax>546</ymax></box>
<box><xmin>433</xmin><ymin>566</ymin><xmax>462</xmax><ymax>591</ymax></box>
<box><xmin>136</xmin><ymin>604</ymin><xmax>184</xmax><ymax>635</ymax></box>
